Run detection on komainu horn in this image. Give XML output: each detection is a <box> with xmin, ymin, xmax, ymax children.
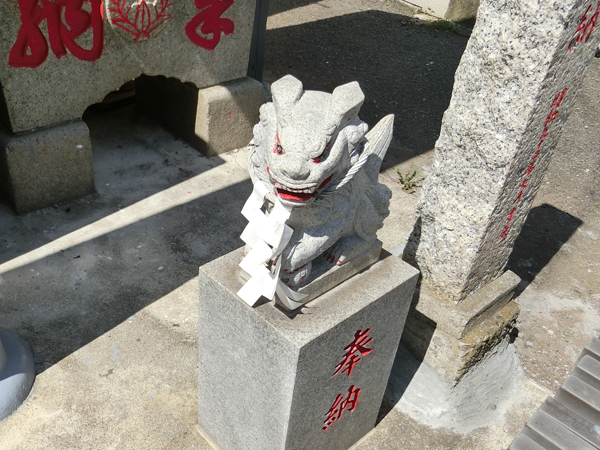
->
<box><xmin>239</xmin><ymin>74</ymin><xmax>394</xmax><ymax>310</ymax></box>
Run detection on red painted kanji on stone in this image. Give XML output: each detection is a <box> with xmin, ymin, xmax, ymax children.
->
<box><xmin>9</xmin><ymin>0</ymin><xmax>104</xmax><ymax>68</ymax></box>
<box><xmin>500</xmin><ymin>88</ymin><xmax>568</xmax><ymax>238</ymax></box>
<box><xmin>108</xmin><ymin>0</ymin><xmax>174</xmax><ymax>41</ymax></box>
<box><xmin>569</xmin><ymin>3</ymin><xmax>600</xmax><ymax>51</ymax></box>
<box><xmin>333</xmin><ymin>329</ymin><xmax>373</xmax><ymax>377</ymax></box>
<box><xmin>322</xmin><ymin>385</ymin><xmax>361</xmax><ymax>431</ymax></box>
<box><xmin>185</xmin><ymin>0</ymin><xmax>234</xmax><ymax>50</ymax></box>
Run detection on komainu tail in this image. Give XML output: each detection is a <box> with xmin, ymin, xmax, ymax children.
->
<box><xmin>363</xmin><ymin>114</ymin><xmax>394</xmax><ymax>181</ymax></box>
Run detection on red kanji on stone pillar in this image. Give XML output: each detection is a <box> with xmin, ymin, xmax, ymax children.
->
<box><xmin>333</xmin><ymin>328</ymin><xmax>373</xmax><ymax>377</ymax></box>
<box><xmin>322</xmin><ymin>385</ymin><xmax>361</xmax><ymax>431</ymax></box>
<box><xmin>185</xmin><ymin>0</ymin><xmax>234</xmax><ymax>50</ymax></box>
<box><xmin>9</xmin><ymin>0</ymin><xmax>104</xmax><ymax>68</ymax></box>
<box><xmin>569</xmin><ymin>3</ymin><xmax>600</xmax><ymax>51</ymax></box>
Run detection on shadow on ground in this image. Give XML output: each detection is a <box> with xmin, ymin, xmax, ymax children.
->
<box><xmin>506</xmin><ymin>203</ymin><xmax>583</xmax><ymax>291</ymax></box>
<box><xmin>264</xmin><ymin>10</ymin><xmax>470</xmax><ymax>169</ymax></box>
<box><xmin>0</xmin><ymin>104</ymin><xmax>228</xmax><ymax>267</ymax></box>
<box><xmin>0</xmin><ymin>105</ymin><xmax>251</xmax><ymax>375</ymax></box>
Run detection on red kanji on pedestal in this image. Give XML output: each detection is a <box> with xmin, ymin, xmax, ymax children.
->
<box><xmin>9</xmin><ymin>0</ymin><xmax>104</xmax><ymax>68</ymax></box>
<box><xmin>185</xmin><ymin>0</ymin><xmax>234</xmax><ymax>50</ymax></box>
<box><xmin>333</xmin><ymin>328</ymin><xmax>373</xmax><ymax>377</ymax></box>
<box><xmin>323</xmin><ymin>385</ymin><xmax>361</xmax><ymax>431</ymax></box>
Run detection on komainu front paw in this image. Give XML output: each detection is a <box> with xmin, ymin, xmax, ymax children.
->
<box><xmin>325</xmin><ymin>236</ymin><xmax>373</xmax><ymax>266</ymax></box>
<box><xmin>324</xmin><ymin>246</ymin><xmax>345</xmax><ymax>266</ymax></box>
<box><xmin>281</xmin><ymin>261</ymin><xmax>312</xmax><ymax>287</ymax></box>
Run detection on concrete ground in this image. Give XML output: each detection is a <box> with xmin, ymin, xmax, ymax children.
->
<box><xmin>1</xmin><ymin>0</ymin><xmax>599</xmax><ymax>449</ymax></box>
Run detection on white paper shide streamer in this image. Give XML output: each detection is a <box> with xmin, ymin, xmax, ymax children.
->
<box><xmin>237</xmin><ymin>182</ymin><xmax>307</xmax><ymax>310</ymax></box>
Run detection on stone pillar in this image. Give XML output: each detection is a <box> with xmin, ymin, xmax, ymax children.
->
<box><xmin>402</xmin><ymin>0</ymin><xmax>600</xmax><ymax>383</ymax></box>
<box><xmin>406</xmin><ymin>0</ymin><xmax>600</xmax><ymax>303</ymax></box>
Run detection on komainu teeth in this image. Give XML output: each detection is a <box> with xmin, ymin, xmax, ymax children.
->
<box><xmin>273</xmin><ymin>181</ymin><xmax>316</xmax><ymax>193</ymax></box>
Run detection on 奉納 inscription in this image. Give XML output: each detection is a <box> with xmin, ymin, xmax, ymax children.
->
<box><xmin>323</xmin><ymin>328</ymin><xmax>373</xmax><ymax>431</ymax></box>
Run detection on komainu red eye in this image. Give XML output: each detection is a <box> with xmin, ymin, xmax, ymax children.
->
<box><xmin>273</xmin><ymin>132</ymin><xmax>285</xmax><ymax>155</ymax></box>
<box><xmin>313</xmin><ymin>157</ymin><xmax>322</xmax><ymax>164</ymax></box>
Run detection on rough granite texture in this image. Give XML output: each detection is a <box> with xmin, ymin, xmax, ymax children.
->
<box><xmin>0</xmin><ymin>120</ymin><xmax>94</xmax><ymax>214</ymax></box>
<box><xmin>0</xmin><ymin>0</ymin><xmax>256</xmax><ymax>133</ymax></box>
<box><xmin>136</xmin><ymin>76</ymin><xmax>263</xmax><ymax>156</ymax></box>
<box><xmin>401</xmin><ymin>270</ymin><xmax>520</xmax><ymax>382</ymax></box>
<box><xmin>249</xmin><ymin>75</ymin><xmax>393</xmax><ymax>288</ymax></box>
<box><xmin>405</xmin><ymin>0</ymin><xmax>600</xmax><ymax>301</ymax></box>
<box><xmin>197</xmin><ymin>248</ymin><xmax>418</xmax><ymax>450</ymax></box>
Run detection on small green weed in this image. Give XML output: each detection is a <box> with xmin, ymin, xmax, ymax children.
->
<box><xmin>396</xmin><ymin>164</ymin><xmax>425</xmax><ymax>193</ymax></box>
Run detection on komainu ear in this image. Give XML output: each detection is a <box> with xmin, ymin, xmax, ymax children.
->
<box><xmin>271</xmin><ymin>75</ymin><xmax>304</xmax><ymax>127</ymax></box>
<box><xmin>331</xmin><ymin>81</ymin><xmax>365</xmax><ymax>128</ymax></box>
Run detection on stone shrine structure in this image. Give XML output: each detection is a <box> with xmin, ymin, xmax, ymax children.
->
<box><xmin>403</xmin><ymin>0</ymin><xmax>600</xmax><ymax>382</ymax></box>
<box><xmin>0</xmin><ymin>0</ymin><xmax>265</xmax><ymax>214</ymax></box>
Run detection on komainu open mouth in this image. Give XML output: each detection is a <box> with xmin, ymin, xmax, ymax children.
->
<box><xmin>270</xmin><ymin>172</ymin><xmax>333</xmax><ymax>204</ymax></box>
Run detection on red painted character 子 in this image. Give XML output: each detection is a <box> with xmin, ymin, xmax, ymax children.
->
<box><xmin>323</xmin><ymin>385</ymin><xmax>361</xmax><ymax>431</ymax></box>
<box><xmin>185</xmin><ymin>0</ymin><xmax>234</xmax><ymax>50</ymax></box>
<box><xmin>9</xmin><ymin>0</ymin><xmax>104</xmax><ymax>68</ymax></box>
<box><xmin>333</xmin><ymin>329</ymin><xmax>373</xmax><ymax>377</ymax></box>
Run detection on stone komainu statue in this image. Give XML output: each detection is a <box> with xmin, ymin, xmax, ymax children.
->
<box><xmin>249</xmin><ymin>75</ymin><xmax>393</xmax><ymax>288</ymax></box>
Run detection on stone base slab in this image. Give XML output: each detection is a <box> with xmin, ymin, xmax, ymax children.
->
<box><xmin>136</xmin><ymin>76</ymin><xmax>264</xmax><ymax>157</ymax></box>
<box><xmin>198</xmin><ymin>248</ymin><xmax>419</xmax><ymax>450</ymax></box>
<box><xmin>0</xmin><ymin>120</ymin><xmax>94</xmax><ymax>214</ymax></box>
<box><xmin>401</xmin><ymin>270</ymin><xmax>521</xmax><ymax>383</ymax></box>
<box><xmin>295</xmin><ymin>240</ymin><xmax>382</xmax><ymax>304</ymax></box>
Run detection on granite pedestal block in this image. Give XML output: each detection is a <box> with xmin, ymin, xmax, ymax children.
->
<box><xmin>0</xmin><ymin>120</ymin><xmax>94</xmax><ymax>214</ymax></box>
<box><xmin>136</xmin><ymin>76</ymin><xmax>264</xmax><ymax>156</ymax></box>
<box><xmin>198</xmin><ymin>248</ymin><xmax>419</xmax><ymax>450</ymax></box>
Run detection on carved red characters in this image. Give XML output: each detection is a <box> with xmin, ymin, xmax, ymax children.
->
<box><xmin>324</xmin><ymin>328</ymin><xmax>373</xmax><ymax>431</ymax></box>
<box><xmin>185</xmin><ymin>0</ymin><xmax>235</xmax><ymax>50</ymax></box>
<box><xmin>569</xmin><ymin>3</ymin><xmax>600</xmax><ymax>51</ymax></box>
<box><xmin>333</xmin><ymin>328</ymin><xmax>373</xmax><ymax>377</ymax></box>
<box><xmin>500</xmin><ymin>88</ymin><xmax>568</xmax><ymax>238</ymax></box>
<box><xmin>323</xmin><ymin>385</ymin><xmax>361</xmax><ymax>431</ymax></box>
<box><xmin>9</xmin><ymin>0</ymin><xmax>104</xmax><ymax>68</ymax></box>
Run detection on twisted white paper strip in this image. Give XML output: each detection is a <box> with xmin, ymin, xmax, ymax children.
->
<box><xmin>237</xmin><ymin>182</ymin><xmax>308</xmax><ymax>310</ymax></box>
